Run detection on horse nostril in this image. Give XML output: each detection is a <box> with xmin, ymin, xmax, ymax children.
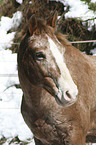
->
<box><xmin>65</xmin><ymin>91</ymin><xmax>72</xmax><ymax>99</ymax></box>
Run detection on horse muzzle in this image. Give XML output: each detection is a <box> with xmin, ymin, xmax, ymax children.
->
<box><xmin>44</xmin><ymin>77</ymin><xmax>78</xmax><ymax>107</ymax></box>
<box><xmin>55</xmin><ymin>89</ymin><xmax>78</xmax><ymax>107</ymax></box>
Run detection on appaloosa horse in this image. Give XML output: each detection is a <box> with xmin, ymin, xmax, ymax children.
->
<box><xmin>17</xmin><ymin>12</ymin><xmax>96</xmax><ymax>145</ymax></box>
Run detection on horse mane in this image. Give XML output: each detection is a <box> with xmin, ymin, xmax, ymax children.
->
<box><xmin>55</xmin><ymin>32</ymin><xmax>72</xmax><ymax>46</ymax></box>
<box><xmin>30</xmin><ymin>17</ymin><xmax>71</xmax><ymax>47</ymax></box>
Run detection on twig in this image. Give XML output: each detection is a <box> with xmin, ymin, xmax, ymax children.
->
<box><xmin>4</xmin><ymin>84</ymin><xmax>21</xmax><ymax>92</ymax></box>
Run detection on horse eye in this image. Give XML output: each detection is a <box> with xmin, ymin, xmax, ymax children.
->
<box><xmin>35</xmin><ymin>52</ymin><xmax>46</xmax><ymax>61</ymax></box>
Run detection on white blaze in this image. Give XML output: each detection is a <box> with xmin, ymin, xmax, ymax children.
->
<box><xmin>48</xmin><ymin>36</ymin><xmax>78</xmax><ymax>100</ymax></box>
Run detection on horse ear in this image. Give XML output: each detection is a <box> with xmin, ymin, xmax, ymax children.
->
<box><xmin>47</xmin><ymin>11</ymin><xmax>58</xmax><ymax>28</ymax></box>
<box><xmin>29</xmin><ymin>14</ymin><xmax>37</xmax><ymax>35</ymax></box>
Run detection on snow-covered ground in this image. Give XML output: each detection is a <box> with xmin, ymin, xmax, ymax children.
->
<box><xmin>0</xmin><ymin>0</ymin><xmax>96</xmax><ymax>145</ymax></box>
<box><xmin>0</xmin><ymin>11</ymin><xmax>34</xmax><ymax>144</ymax></box>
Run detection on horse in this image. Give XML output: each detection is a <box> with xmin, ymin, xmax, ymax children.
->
<box><xmin>17</xmin><ymin>12</ymin><xmax>96</xmax><ymax>145</ymax></box>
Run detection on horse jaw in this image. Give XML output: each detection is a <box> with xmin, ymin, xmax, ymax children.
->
<box><xmin>47</xmin><ymin>35</ymin><xmax>78</xmax><ymax>107</ymax></box>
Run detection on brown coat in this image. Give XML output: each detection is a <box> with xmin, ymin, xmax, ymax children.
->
<box><xmin>18</xmin><ymin>13</ymin><xmax>96</xmax><ymax>145</ymax></box>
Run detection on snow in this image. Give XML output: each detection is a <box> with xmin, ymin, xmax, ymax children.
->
<box><xmin>91</xmin><ymin>0</ymin><xmax>96</xmax><ymax>2</ymax></box>
<box><xmin>16</xmin><ymin>0</ymin><xmax>23</xmax><ymax>4</ymax></box>
<box><xmin>0</xmin><ymin>11</ymin><xmax>33</xmax><ymax>144</ymax></box>
<box><xmin>55</xmin><ymin>0</ymin><xmax>96</xmax><ymax>30</ymax></box>
<box><xmin>0</xmin><ymin>0</ymin><xmax>96</xmax><ymax>145</ymax></box>
<box><xmin>90</xmin><ymin>48</ymin><xmax>96</xmax><ymax>56</ymax></box>
<box><xmin>64</xmin><ymin>0</ymin><xmax>95</xmax><ymax>20</ymax></box>
<box><xmin>0</xmin><ymin>11</ymin><xmax>22</xmax><ymax>50</ymax></box>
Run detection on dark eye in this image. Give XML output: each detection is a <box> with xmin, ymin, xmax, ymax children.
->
<box><xmin>35</xmin><ymin>52</ymin><xmax>46</xmax><ymax>61</ymax></box>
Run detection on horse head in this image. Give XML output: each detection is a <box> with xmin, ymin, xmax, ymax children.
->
<box><xmin>19</xmin><ymin>12</ymin><xmax>78</xmax><ymax>107</ymax></box>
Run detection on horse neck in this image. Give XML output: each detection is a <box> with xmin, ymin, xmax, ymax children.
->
<box><xmin>64</xmin><ymin>45</ymin><xmax>96</xmax><ymax>109</ymax></box>
<box><xmin>23</xmin><ymin>80</ymin><xmax>42</xmax><ymax>108</ymax></box>
<box><xmin>64</xmin><ymin>45</ymin><xmax>90</xmax><ymax>74</ymax></box>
